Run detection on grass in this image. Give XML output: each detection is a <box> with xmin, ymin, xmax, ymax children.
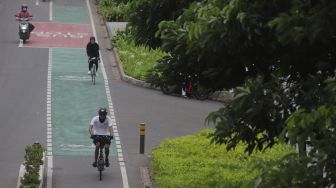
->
<box><xmin>113</xmin><ymin>34</ymin><xmax>167</xmax><ymax>81</ymax></box>
<box><xmin>151</xmin><ymin>130</ymin><xmax>295</xmax><ymax>188</ymax></box>
<box><xmin>96</xmin><ymin>0</ymin><xmax>129</xmax><ymax>22</ymax></box>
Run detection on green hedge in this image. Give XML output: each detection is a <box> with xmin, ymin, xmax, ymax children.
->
<box><xmin>113</xmin><ymin>31</ymin><xmax>167</xmax><ymax>81</ymax></box>
<box><xmin>20</xmin><ymin>143</ymin><xmax>44</xmax><ymax>188</ymax></box>
<box><xmin>152</xmin><ymin>130</ymin><xmax>294</xmax><ymax>188</ymax></box>
<box><xmin>96</xmin><ymin>0</ymin><xmax>129</xmax><ymax>21</ymax></box>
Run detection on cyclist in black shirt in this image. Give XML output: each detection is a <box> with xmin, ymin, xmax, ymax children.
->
<box><xmin>86</xmin><ymin>36</ymin><xmax>100</xmax><ymax>74</ymax></box>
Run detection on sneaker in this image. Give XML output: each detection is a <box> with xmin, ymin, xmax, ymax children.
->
<box><xmin>92</xmin><ymin>161</ymin><xmax>97</xmax><ymax>167</ymax></box>
<box><xmin>105</xmin><ymin>159</ymin><xmax>110</xmax><ymax>167</ymax></box>
<box><xmin>88</xmin><ymin>71</ymin><xmax>91</xmax><ymax>75</ymax></box>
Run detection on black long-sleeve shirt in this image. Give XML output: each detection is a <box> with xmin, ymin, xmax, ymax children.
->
<box><xmin>86</xmin><ymin>42</ymin><xmax>100</xmax><ymax>58</ymax></box>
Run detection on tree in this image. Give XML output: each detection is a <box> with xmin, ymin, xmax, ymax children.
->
<box><xmin>128</xmin><ymin>0</ymin><xmax>198</xmax><ymax>48</ymax></box>
<box><xmin>153</xmin><ymin>0</ymin><xmax>291</xmax><ymax>88</ymax></box>
<box><xmin>253</xmin><ymin>78</ymin><xmax>336</xmax><ymax>187</ymax></box>
<box><xmin>150</xmin><ymin>0</ymin><xmax>336</xmax><ymax>186</ymax></box>
<box><xmin>152</xmin><ymin>0</ymin><xmax>336</xmax><ymax>149</ymax></box>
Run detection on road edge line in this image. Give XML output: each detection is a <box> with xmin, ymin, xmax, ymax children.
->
<box><xmin>46</xmin><ymin>48</ymin><xmax>53</xmax><ymax>188</ymax></box>
<box><xmin>86</xmin><ymin>0</ymin><xmax>130</xmax><ymax>187</ymax></box>
<box><xmin>46</xmin><ymin>1</ymin><xmax>53</xmax><ymax>187</ymax></box>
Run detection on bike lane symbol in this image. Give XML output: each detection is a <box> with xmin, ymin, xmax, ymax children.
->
<box><xmin>31</xmin><ymin>31</ymin><xmax>89</xmax><ymax>38</ymax></box>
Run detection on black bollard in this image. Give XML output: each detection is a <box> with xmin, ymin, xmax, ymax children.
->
<box><xmin>140</xmin><ymin>123</ymin><xmax>145</xmax><ymax>154</ymax></box>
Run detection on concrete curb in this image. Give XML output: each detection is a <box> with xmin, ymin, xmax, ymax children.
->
<box><xmin>17</xmin><ymin>152</ymin><xmax>46</xmax><ymax>188</ymax></box>
<box><xmin>112</xmin><ymin>47</ymin><xmax>159</xmax><ymax>90</ymax></box>
<box><xmin>140</xmin><ymin>167</ymin><xmax>154</xmax><ymax>188</ymax></box>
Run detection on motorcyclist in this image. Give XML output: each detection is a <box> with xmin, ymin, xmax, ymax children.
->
<box><xmin>88</xmin><ymin>108</ymin><xmax>113</xmax><ymax>167</ymax></box>
<box><xmin>15</xmin><ymin>4</ymin><xmax>35</xmax><ymax>32</ymax></box>
<box><xmin>86</xmin><ymin>36</ymin><xmax>100</xmax><ymax>74</ymax></box>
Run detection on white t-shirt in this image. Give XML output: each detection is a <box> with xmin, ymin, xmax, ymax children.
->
<box><xmin>90</xmin><ymin>116</ymin><xmax>112</xmax><ymax>135</ymax></box>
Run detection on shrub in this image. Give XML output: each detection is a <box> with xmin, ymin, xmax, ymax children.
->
<box><xmin>152</xmin><ymin>130</ymin><xmax>294</xmax><ymax>188</ymax></box>
<box><xmin>96</xmin><ymin>0</ymin><xmax>130</xmax><ymax>21</ymax></box>
<box><xmin>20</xmin><ymin>143</ymin><xmax>44</xmax><ymax>188</ymax></box>
<box><xmin>113</xmin><ymin>31</ymin><xmax>167</xmax><ymax>80</ymax></box>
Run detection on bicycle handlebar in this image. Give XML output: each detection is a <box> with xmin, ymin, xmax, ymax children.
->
<box><xmin>90</xmin><ymin>135</ymin><xmax>113</xmax><ymax>140</ymax></box>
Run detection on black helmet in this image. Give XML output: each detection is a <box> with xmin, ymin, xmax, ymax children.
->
<box><xmin>98</xmin><ymin>108</ymin><xmax>107</xmax><ymax>116</ymax></box>
<box><xmin>21</xmin><ymin>4</ymin><xmax>28</xmax><ymax>12</ymax></box>
<box><xmin>90</xmin><ymin>36</ymin><xmax>96</xmax><ymax>41</ymax></box>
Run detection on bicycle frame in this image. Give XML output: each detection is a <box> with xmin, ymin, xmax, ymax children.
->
<box><xmin>97</xmin><ymin>146</ymin><xmax>105</xmax><ymax>171</ymax></box>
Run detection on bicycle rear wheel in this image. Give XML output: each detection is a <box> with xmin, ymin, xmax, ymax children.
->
<box><xmin>99</xmin><ymin>170</ymin><xmax>102</xmax><ymax>181</ymax></box>
<box><xmin>91</xmin><ymin>64</ymin><xmax>96</xmax><ymax>85</ymax></box>
<box><xmin>194</xmin><ymin>86</ymin><xmax>210</xmax><ymax>100</ymax></box>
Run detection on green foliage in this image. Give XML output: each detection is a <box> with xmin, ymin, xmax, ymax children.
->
<box><xmin>154</xmin><ymin>0</ymin><xmax>336</xmax><ymax>154</ymax></box>
<box><xmin>154</xmin><ymin>0</ymin><xmax>289</xmax><ymax>90</ymax></box>
<box><xmin>146</xmin><ymin>0</ymin><xmax>336</xmax><ymax>186</ymax></box>
<box><xmin>128</xmin><ymin>0</ymin><xmax>198</xmax><ymax>48</ymax></box>
<box><xmin>112</xmin><ymin>31</ymin><xmax>167</xmax><ymax>80</ymax></box>
<box><xmin>20</xmin><ymin>143</ymin><xmax>44</xmax><ymax>188</ymax></box>
<box><xmin>280</xmin><ymin>79</ymin><xmax>336</xmax><ymax>187</ymax></box>
<box><xmin>154</xmin><ymin>0</ymin><xmax>336</xmax><ymax>89</ymax></box>
<box><xmin>206</xmin><ymin>75</ymin><xmax>293</xmax><ymax>154</ymax></box>
<box><xmin>255</xmin><ymin>84</ymin><xmax>336</xmax><ymax>187</ymax></box>
<box><xmin>253</xmin><ymin>153</ymin><xmax>308</xmax><ymax>188</ymax></box>
<box><xmin>152</xmin><ymin>130</ymin><xmax>294</xmax><ymax>188</ymax></box>
<box><xmin>96</xmin><ymin>0</ymin><xmax>130</xmax><ymax>21</ymax></box>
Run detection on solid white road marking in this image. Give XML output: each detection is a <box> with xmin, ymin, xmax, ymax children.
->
<box><xmin>36</xmin><ymin>0</ymin><xmax>39</xmax><ymax>6</ymax></box>
<box><xmin>47</xmin><ymin>156</ymin><xmax>53</xmax><ymax>188</ymax></box>
<box><xmin>86</xmin><ymin>0</ymin><xmax>130</xmax><ymax>187</ymax></box>
<box><xmin>49</xmin><ymin>0</ymin><xmax>53</xmax><ymax>21</ymax></box>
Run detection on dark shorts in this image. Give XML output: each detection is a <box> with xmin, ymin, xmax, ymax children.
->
<box><xmin>92</xmin><ymin>135</ymin><xmax>111</xmax><ymax>146</ymax></box>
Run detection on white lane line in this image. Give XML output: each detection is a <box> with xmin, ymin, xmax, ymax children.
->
<box><xmin>46</xmin><ymin>46</ymin><xmax>53</xmax><ymax>188</ymax></box>
<box><xmin>49</xmin><ymin>0</ymin><xmax>53</xmax><ymax>21</ymax></box>
<box><xmin>86</xmin><ymin>0</ymin><xmax>130</xmax><ymax>187</ymax></box>
<box><xmin>36</xmin><ymin>0</ymin><xmax>39</xmax><ymax>6</ymax></box>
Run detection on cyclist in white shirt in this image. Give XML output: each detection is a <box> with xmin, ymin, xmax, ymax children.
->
<box><xmin>89</xmin><ymin>108</ymin><xmax>113</xmax><ymax>167</ymax></box>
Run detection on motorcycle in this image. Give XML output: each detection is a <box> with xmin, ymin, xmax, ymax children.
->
<box><xmin>17</xmin><ymin>17</ymin><xmax>31</xmax><ymax>43</ymax></box>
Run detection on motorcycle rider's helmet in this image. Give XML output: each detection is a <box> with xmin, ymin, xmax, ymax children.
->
<box><xmin>21</xmin><ymin>4</ymin><xmax>28</xmax><ymax>12</ymax></box>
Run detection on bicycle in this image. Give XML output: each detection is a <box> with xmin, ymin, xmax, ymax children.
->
<box><xmin>90</xmin><ymin>135</ymin><xmax>113</xmax><ymax>181</ymax></box>
<box><xmin>89</xmin><ymin>57</ymin><xmax>99</xmax><ymax>85</ymax></box>
<box><xmin>160</xmin><ymin>73</ymin><xmax>210</xmax><ymax>100</ymax></box>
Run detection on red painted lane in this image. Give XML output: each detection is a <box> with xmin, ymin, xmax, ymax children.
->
<box><xmin>23</xmin><ymin>22</ymin><xmax>92</xmax><ymax>48</ymax></box>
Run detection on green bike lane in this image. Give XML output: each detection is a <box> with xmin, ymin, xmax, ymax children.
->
<box><xmin>51</xmin><ymin>48</ymin><xmax>117</xmax><ymax>156</ymax></box>
<box><xmin>49</xmin><ymin>1</ymin><xmax>123</xmax><ymax>187</ymax></box>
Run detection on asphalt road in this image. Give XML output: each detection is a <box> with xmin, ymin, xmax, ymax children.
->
<box><xmin>0</xmin><ymin>0</ymin><xmax>49</xmax><ymax>187</ymax></box>
<box><xmin>0</xmin><ymin>0</ymin><xmax>224</xmax><ymax>187</ymax></box>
